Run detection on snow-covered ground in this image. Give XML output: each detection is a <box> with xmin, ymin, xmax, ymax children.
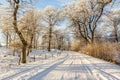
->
<box><xmin>0</xmin><ymin>47</ymin><xmax>120</xmax><ymax>80</ymax></box>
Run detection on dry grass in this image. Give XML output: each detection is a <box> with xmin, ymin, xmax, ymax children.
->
<box><xmin>71</xmin><ymin>39</ymin><xmax>85</xmax><ymax>51</ymax></box>
<box><xmin>81</xmin><ymin>42</ymin><xmax>120</xmax><ymax>63</ymax></box>
<box><xmin>71</xmin><ymin>40</ymin><xmax>80</xmax><ymax>51</ymax></box>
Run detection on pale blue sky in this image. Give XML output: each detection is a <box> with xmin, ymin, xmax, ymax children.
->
<box><xmin>35</xmin><ymin>0</ymin><xmax>62</xmax><ymax>9</ymax></box>
<box><xmin>35</xmin><ymin>0</ymin><xmax>74</xmax><ymax>9</ymax></box>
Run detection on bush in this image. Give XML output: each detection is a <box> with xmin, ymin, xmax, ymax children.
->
<box><xmin>71</xmin><ymin>39</ymin><xmax>79</xmax><ymax>51</ymax></box>
<box><xmin>71</xmin><ymin>39</ymin><xmax>85</xmax><ymax>51</ymax></box>
<box><xmin>9</xmin><ymin>40</ymin><xmax>22</xmax><ymax>51</ymax></box>
<box><xmin>81</xmin><ymin>42</ymin><xmax>120</xmax><ymax>63</ymax></box>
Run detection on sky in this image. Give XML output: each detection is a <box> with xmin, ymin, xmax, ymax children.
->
<box><xmin>35</xmin><ymin>0</ymin><xmax>62</xmax><ymax>9</ymax></box>
<box><xmin>35</xmin><ymin>0</ymin><xmax>74</xmax><ymax>9</ymax></box>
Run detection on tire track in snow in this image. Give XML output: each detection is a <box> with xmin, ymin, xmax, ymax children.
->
<box><xmin>81</xmin><ymin>53</ymin><xmax>119</xmax><ymax>80</ymax></box>
<box><xmin>29</xmin><ymin>54</ymin><xmax>69</xmax><ymax>80</ymax></box>
<box><xmin>80</xmin><ymin>56</ymin><xmax>96</xmax><ymax>80</ymax></box>
<box><xmin>43</xmin><ymin>53</ymin><xmax>76</xmax><ymax>80</ymax></box>
<box><xmin>61</xmin><ymin>53</ymin><xmax>92</xmax><ymax>80</ymax></box>
<box><xmin>3</xmin><ymin>51</ymin><xmax>120</xmax><ymax>80</ymax></box>
<box><xmin>2</xmin><ymin>53</ymin><xmax>68</xmax><ymax>80</ymax></box>
<box><xmin>62</xmin><ymin>54</ymin><xmax>80</xmax><ymax>80</ymax></box>
<box><xmin>41</xmin><ymin>52</ymin><xmax>74</xmax><ymax>80</ymax></box>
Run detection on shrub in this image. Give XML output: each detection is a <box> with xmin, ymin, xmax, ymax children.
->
<box><xmin>81</xmin><ymin>42</ymin><xmax>119</xmax><ymax>63</ymax></box>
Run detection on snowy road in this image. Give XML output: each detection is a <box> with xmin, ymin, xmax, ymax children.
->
<box><xmin>2</xmin><ymin>51</ymin><xmax>120</xmax><ymax>80</ymax></box>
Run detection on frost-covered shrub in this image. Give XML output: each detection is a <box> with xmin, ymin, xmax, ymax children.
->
<box><xmin>114</xmin><ymin>43</ymin><xmax>120</xmax><ymax>64</ymax></box>
<box><xmin>71</xmin><ymin>39</ymin><xmax>85</xmax><ymax>51</ymax></box>
<box><xmin>71</xmin><ymin>40</ymin><xmax>80</xmax><ymax>51</ymax></box>
<box><xmin>9</xmin><ymin>40</ymin><xmax>22</xmax><ymax>53</ymax></box>
<box><xmin>82</xmin><ymin>42</ymin><xmax>119</xmax><ymax>63</ymax></box>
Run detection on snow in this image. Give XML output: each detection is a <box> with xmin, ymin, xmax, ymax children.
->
<box><xmin>0</xmin><ymin>47</ymin><xmax>120</xmax><ymax>80</ymax></box>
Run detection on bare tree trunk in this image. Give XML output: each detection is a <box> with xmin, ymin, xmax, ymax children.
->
<box><xmin>91</xmin><ymin>31</ymin><xmax>94</xmax><ymax>44</ymax></box>
<box><xmin>27</xmin><ymin>35</ymin><xmax>33</xmax><ymax>56</ymax></box>
<box><xmin>13</xmin><ymin>0</ymin><xmax>27</xmax><ymax>63</ymax></box>
<box><xmin>6</xmin><ymin>31</ymin><xmax>9</xmax><ymax>48</ymax></box>
<box><xmin>13</xmin><ymin>48</ymin><xmax>15</xmax><ymax>56</ymax></box>
<box><xmin>27</xmin><ymin>45</ymin><xmax>31</xmax><ymax>56</ymax></box>
<box><xmin>114</xmin><ymin>24</ymin><xmax>118</xmax><ymax>42</ymax></box>
<box><xmin>22</xmin><ymin>45</ymin><xmax>27</xmax><ymax>63</ymax></box>
<box><xmin>48</xmin><ymin>27</ymin><xmax>52</xmax><ymax>51</ymax></box>
<box><xmin>18</xmin><ymin>55</ymin><xmax>21</xmax><ymax>65</ymax></box>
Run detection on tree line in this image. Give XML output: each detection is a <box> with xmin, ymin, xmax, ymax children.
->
<box><xmin>0</xmin><ymin>0</ymin><xmax>120</xmax><ymax>63</ymax></box>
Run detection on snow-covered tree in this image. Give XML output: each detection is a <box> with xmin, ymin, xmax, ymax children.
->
<box><xmin>63</xmin><ymin>0</ymin><xmax>112</xmax><ymax>43</ymax></box>
<box><xmin>3</xmin><ymin>0</ymin><xmax>38</xmax><ymax>63</ymax></box>
<box><xmin>20</xmin><ymin>9</ymin><xmax>41</xmax><ymax>56</ymax></box>
<box><xmin>40</xmin><ymin>6</ymin><xmax>61</xmax><ymax>51</ymax></box>
<box><xmin>103</xmin><ymin>9</ymin><xmax>120</xmax><ymax>42</ymax></box>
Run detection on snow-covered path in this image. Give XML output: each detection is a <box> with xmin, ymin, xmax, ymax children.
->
<box><xmin>32</xmin><ymin>51</ymin><xmax>120</xmax><ymax>80</ymax></box>
<box><xmin>1</xmin><ymin>51</ymin><xmax>120</xmax><ymax>80</ymax></box>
